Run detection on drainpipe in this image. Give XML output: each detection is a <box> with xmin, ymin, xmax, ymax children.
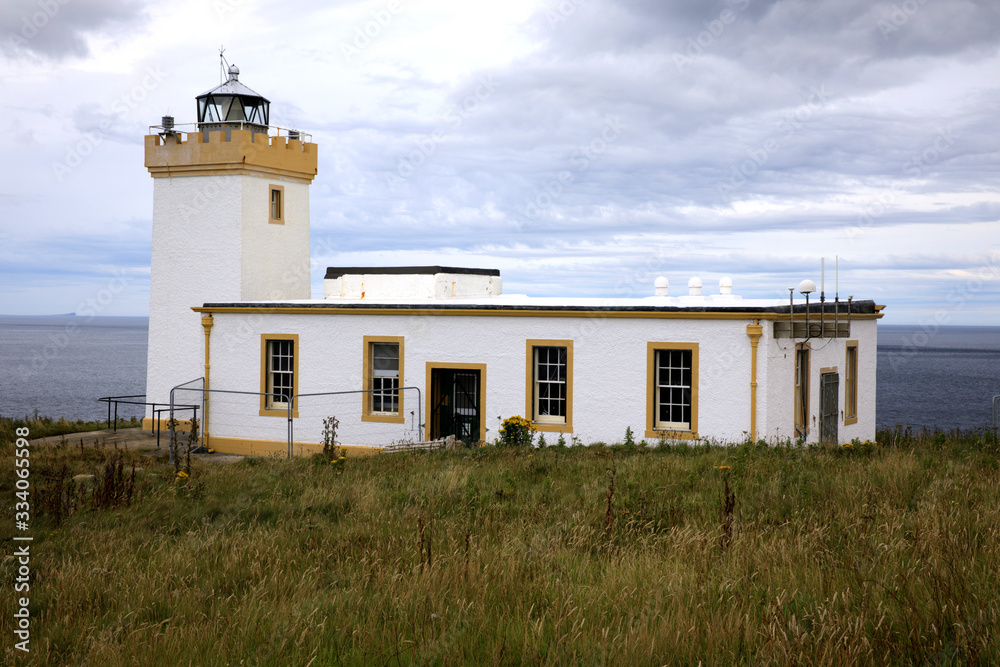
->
<box><xmin>202</xmin><ymin>315</ymin><xmax>214</xmax><ymax>448</ymax></box>
<box><xmin>746</xmin><ymin>319</ymin><xmax>763</xmax><ymax>443</ymax></box>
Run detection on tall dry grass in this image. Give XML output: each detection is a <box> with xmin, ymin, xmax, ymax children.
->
<box><xmin>1</xmin><ymin>428</ymin><xmax>998</xmax><ymax>665</ymax></box>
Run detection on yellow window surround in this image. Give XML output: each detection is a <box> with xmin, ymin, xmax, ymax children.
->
<box><xmin>524</xmin><ymin>339</ymin><xmax>574</xmax><ymax>433</ymax></box>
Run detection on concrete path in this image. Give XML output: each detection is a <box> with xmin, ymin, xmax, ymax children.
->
<box><xmin>29</xmin><ymin>427</ymin><xmax>244</xmax><ymax>463</ymax></box>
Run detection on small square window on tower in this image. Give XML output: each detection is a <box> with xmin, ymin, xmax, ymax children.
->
<box><xmin>269</xmin><ymin>185</ymin><xmax>284</xmax><ymax>224</ymax></box>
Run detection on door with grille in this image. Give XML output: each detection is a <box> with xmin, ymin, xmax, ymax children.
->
<box><xmin>430</xmin><ymin>368</ymin><xmax>481</xmax><ymax>445</ymax></box>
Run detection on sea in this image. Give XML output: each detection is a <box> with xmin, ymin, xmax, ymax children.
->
<box><xmin>0</xmin><ymin>315</ymin><xmax>149</xmax><ymax>422</ymax></box>
<box><xmin>0</xmin><ymin>315</ymin><xmax>998</xmax><ymax>430</ymax></box>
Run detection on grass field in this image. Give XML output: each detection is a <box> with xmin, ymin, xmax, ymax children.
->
<box><xmin>2</xmin><ymin>428</ymin><xmax>998</xmax><ymax>665</ymax></box>
<box><xmin>1</xmin><ymin>414</ymin><xmax>142</xmax><ymax>443</ymax></box>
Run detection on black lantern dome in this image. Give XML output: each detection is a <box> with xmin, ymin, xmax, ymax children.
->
<box><xmin>196</xmin><ymin>64</ymin><xmax>269</xmax><ymax>134</ymax></box>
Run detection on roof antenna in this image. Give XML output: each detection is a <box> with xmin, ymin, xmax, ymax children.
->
<box><xmin>834</xmin><ymin>255</ymin><xmax>840</xmax><ymax>338</ymax></box>
<box><xmin>218</xmin><ymin>45</ymin><xmax>229</xmax><ymax>85</ymax></box>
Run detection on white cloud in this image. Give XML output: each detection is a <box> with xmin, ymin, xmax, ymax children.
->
<box><xmin>1</xmin><ymin>0</ymin><xmax>999</xmax><ymax>323</ymax></box>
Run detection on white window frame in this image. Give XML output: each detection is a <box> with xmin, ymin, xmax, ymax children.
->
<box><xmin>370</xmin><ymin>342</ymin><xmax>400</xmax><ymax>415</ymax></box>
<box><xmin>260</xmin><ymin>334</ymin><xmax>298</xmax><ymax>417</ymax></box>
<box><xmin>362</xmin><ymin>336</ymin><xmax>405</xmax><ymax>424</ymax></box>
<box><xmin>525</xmin><ymin>339</ymin><xmax>573</xmax><ymax>433</ymax></box>
<box><xmin>533</xmin><ymin>346</ymin><xmax>567</xmax><ymax>425</ymax></box>
<box><xmin>645</xmin><ymin>342</ymin><xmax>698</xmax><ymax>440</ymax></box>
<box><xmin>654</xmin><ymin>348</ymin><xmax>693</xmax><ymax>431</ymax></box>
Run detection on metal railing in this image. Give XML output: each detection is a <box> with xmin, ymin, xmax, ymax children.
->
<box><xmin>993</xmin><ymin>395</ymin><xmax>1000</xmax><ymax>430</ymax></box>
<box><xmin>97</xmin><ymin>394</ymin><xmax>199</xmax><ymax>449</ymax></box>
<box><xmin>147</xmin><ymin>122</ymin><xmax>312</xmax><ymax>143</ymax></box>
<box><xmin>288</xmin><ymin>387</ymin><xmax>424</xmax><ymax>453</ymax></box>
<box><xmin>169</xmin><ymin>382</ymin><xmax>423</xmax><ymax>459</ymax></box>
<box><xmin>169</xmin><ymin>383</ymin><xmax>289</xmax><ymax>462</ymax></box>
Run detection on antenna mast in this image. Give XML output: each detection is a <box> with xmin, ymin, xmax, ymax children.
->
<box><xmin>834</xmin><ymin>256</ymin><xmax>839</xmax><ymax>338</ymax></box>
<box><xmin>219</xmin><ymin>46</ymin><xmax>229</xmax><ymax>84</ymax></box>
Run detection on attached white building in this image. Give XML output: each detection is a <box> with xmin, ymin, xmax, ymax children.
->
<box><xmin>144</xmin><ymin>66</ymin><xmax>883</xmax><ymax>457</ymax></box>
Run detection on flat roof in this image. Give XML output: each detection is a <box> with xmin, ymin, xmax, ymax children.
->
<box><xmin>199</xmin><ymin>295</ymin><xmax>880</xmax><ymax>315</ymax></box>
<box><xmin>324</xmin><ymin>266</ymin><xmax>500</xmax><ymax>279</ymax></box>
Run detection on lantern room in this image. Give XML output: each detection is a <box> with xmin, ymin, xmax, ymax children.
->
<box><xmin>195</xmin><ymin>64</ymin><xmax>270</xmax><ymax>134</ymax></box>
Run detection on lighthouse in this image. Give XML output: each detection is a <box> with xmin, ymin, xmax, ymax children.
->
<box><xmin>143</xmin><ymin>62</ymin><xmax>318</xmax><ymax>431</ymax></box>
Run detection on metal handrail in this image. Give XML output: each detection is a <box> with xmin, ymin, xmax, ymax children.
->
<box><xmin>288</xmin><ymin>387</ymin><xmax>424</xmax><ymax>458</ymax></box>
<box><xmin>152</xmin><ymin>406</ymin><xmax>199</xmax><ymax>450</ymax></box>
<box><xmin>170</xmin><ymin>383</ymin><xmax>424</xmax><ymax>459</ymax></box>
<box><xmin>993</xmin><ymin>395</ymin><xmax>1000</xmax><ymax>430</ymax></box>
<box><xmin>169</xmin><ymin>383</ymin><xmax>285</xmax><ymax>463</ymax></box>
<box><xmin>97</xmin><ymin>394</ymin><xmax>145</xmax><ymax>431</ymax></box>
<box><xmin>97</xmin><ymin>394</ymin><xmax>198</xmax><ymax>433</ymax></box>
<box><xmin>147</xmin><ymin>122</ymin><xmax>312</xmax><ymax>142</ymax></box>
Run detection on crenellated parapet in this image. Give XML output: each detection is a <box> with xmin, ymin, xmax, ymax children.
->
<box><xmin>145</xmin><ymin>129</ymin><xmax>318</xmax><ymax>183</ymax></box>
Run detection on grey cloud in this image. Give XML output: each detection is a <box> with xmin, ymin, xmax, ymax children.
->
<box><xmin>0</xmin><ymin>0</ymin><xmax>144</xmax><ymax>61</ymax></box>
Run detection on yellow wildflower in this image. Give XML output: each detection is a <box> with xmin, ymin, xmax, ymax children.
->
<box><xmin>176</xmin><ymin>471</ymin><xmax>189</xmax><ymax>478</ymax></box>
<box><xmin>713</xmin><ymin>465</ymin><xmax>731</xmax><ymax>470</ymax></box>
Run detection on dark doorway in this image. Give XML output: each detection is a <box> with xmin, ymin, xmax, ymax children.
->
<box><xmin>429</xmin><ymin>368</ymin><xmax>481</xmax><ymax>445</ymax></box>
<box><xmin>794</xmin><ymin>346</ymin><xmax>810</xmax><ymax>438</ymax></box>
<box><xmin>820</xmin><ymin>372</ymin><xmax>839</xmax><ymax>445</ymax></box>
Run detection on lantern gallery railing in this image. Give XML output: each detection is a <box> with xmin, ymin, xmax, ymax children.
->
<box><xmin>148</xmin><ymin>122</ymin><xmax>312</xmax><ymax>143</ymax></box>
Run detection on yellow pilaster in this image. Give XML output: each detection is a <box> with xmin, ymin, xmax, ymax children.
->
<box><xmin>202</xmin><ymin>314</ymin><xmax>214</xmax><ymax>447</ymax></box>
<box><xmin>746</xmin><ymin>320</ymin><xmax>763</xmax><ymax>443</ymax></box>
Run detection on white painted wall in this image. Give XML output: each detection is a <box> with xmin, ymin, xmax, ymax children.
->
<box><xmin>146</xmin><ymin>173</ymin><xmax>311</xmax><ymax>410</ymax></box>
<box><xmin>240</xmin><ymin>178</ymin><xmax>311</xmax><ymax>301</ymax></box>
<box><xmin>200</xmin><ymin>311</ymin><xmax>828</xmax><ymax>448</ymax></box>
<box><xmin>147</xmin><ymin>175</ymin><xmax>243</xmax><ymax>412</ymax></box>
<box><xmin>762</xmin><ymin>318</ymin><xmax>878</xmax><ymax>444</ymax></box>
<box><xmin>324</xmin><ymin>273</ymin><xmax>501</xmax><ymax>299</ymax></box>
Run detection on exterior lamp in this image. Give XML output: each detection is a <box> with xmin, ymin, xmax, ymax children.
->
<box><xmin>798</xmin><ymin>279</ymin><xmax>817</xmax><ymax>338</ymax></box>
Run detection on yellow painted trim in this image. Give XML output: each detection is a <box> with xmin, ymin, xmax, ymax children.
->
<box><xmin>268</xmin><ymin>184</ymin><xmax>285</xmax><ymax>224</ymax></box>
<box><xmin>145</xmin><ymin>130</ymin><xmax>318</xmax><ymax>183</ymax></box>
<box><xmin>141</xmin><ymin>417</ymin><xmax>195</xmax><ymax>432</ymax></box>
<box><xmin>819</xmin><ymin>366</ymin><xmax>838</xmax><ymax>375</ymax></box>
<box><xmin>202</xmin><ymin>315</ymin><xmax>214</xmax><ymax>447</ymax></box>
<box><xmin>147</xmin><ymin>164</ymin><xmax>315</xmax><ymax>183</ymax></box>
<box><xmin>645</xmin><ymin>342</ymin><xmax>699</xmax><ymax>441</ymax></box>
<box><xmin>746</xmin><ymin>321</ymin><xmax>762</xmax><ymax>442</ymax></box>
<box><xmin>844</xmin><ymin>340</ymin><xmax>859</xmax><ymax>425</ymax></box>
<box><xmin>192</xmin><ymin>306</ymin><xmax>884</xmax><ymax>320</ymax></box>
<box><xmin>362</xmin><ymin>336</ymin><xmax>405</xmax><ymax>424</ymax></box>
<box><xmin>794</xmin><ymin>342</ymin><xmax>810</xmax><ymax>437</ymax></box>
<box><xmin>425</xmin><ymin>362</ymin><xmax>488</xmax><ymax>442</ymax></box>
<box><xmin>206</xmin><ymin>436</ymin><xmax>382</xmax><ymax>458</ymax></box>
<box><xmin>524</xmin><ymin>339</ymin><xmax>574</xmax><ymax>433</ymax></box>
<box><xmin>259</xmin><ymin>333</ymin><xmax>299</xmax><ymax>418</ymax></box>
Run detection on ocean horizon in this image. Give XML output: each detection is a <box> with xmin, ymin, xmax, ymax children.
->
<box><xmin>1</xmin><ymin>315</ymin><xmax>998</xmax><ymax>432</ymax></box>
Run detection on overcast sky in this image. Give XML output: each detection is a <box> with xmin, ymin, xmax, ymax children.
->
<box><xmin>1</xmin><ymin>0</ymin><xmax>999</xmax><ymax>324</ymax></box>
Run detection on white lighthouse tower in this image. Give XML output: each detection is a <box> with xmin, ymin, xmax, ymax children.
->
<box><xmin>143</xmin><ymin>62</ymin><xmax>318</xmax><ymax>430</ymax></box>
